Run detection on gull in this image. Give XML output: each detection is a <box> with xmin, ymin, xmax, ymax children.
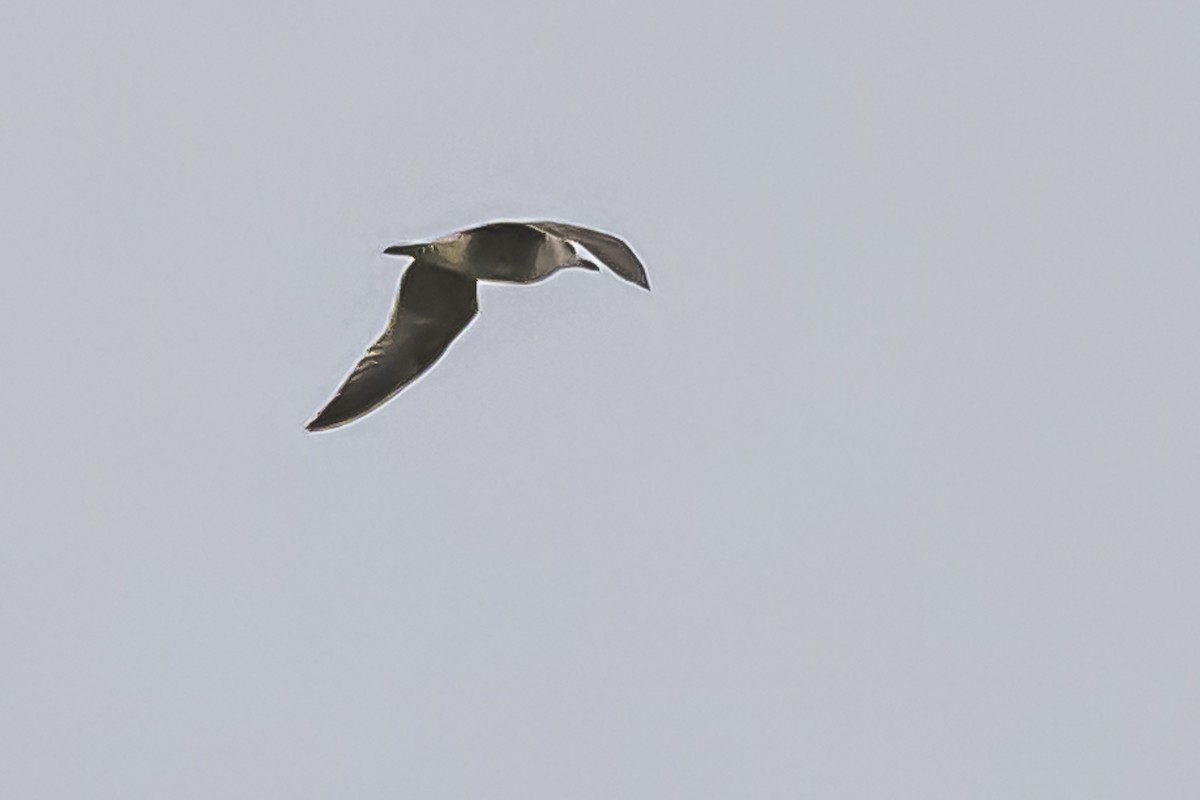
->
<box><xmin>306</xmin><ymin>220</ymin><xmax>650</xmax><ymax>432</ymax></box>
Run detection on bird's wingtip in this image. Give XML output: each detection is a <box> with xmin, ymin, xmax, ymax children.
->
<box><xmin>304</xmin><ymin>411</ymin><xmax>338</xmax><ymax>433</ymax></box>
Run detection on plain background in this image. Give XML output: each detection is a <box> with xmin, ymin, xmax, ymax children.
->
<box><xmin>2</xmin><ymin>2</ymin><xmax>1198</xmax><ymax>797</ymax></box>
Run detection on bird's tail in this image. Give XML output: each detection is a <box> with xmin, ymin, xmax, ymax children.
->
<box><xmin>382</xmin><ymin>243</ymin><xmax>426</xmax><ymax>258</ymax></box>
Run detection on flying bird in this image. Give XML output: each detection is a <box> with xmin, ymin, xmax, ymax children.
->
<box><xmin>306</xmin><ymin>220</ymin><xmax>650</xmax><ymax>432</ymax></box>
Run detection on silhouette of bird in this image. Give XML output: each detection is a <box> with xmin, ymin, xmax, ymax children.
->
<box><xmin>306</xmin><ymin>220</ymin><xmax>649</xmax><ymax>432</ymax></box>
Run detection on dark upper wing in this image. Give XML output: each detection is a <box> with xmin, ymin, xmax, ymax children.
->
<box><xmin>529</xmin><ymin>221</ymin><xmax>650</xmax><ymax>290</ymax></box>
<box><xmin>306</xmin><ymin>261</ymin><xmax>479</xmax><ymax>432</ymax></box>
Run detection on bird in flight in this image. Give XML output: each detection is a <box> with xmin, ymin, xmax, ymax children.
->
<box><xmin>306</xmin><ymin>220</ymin><xmax>650</xmax><ymax>432</ymax></box>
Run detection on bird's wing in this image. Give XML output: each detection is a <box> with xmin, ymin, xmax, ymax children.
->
<box><xmin>306</xmin><ymin>261</ymin><xmax>478</xmax><ymax>431</ymax></box>
<box><xmin>529</xmin><ymin>222</ymin><xmax>650</xmax><ymax>290</ymax></box>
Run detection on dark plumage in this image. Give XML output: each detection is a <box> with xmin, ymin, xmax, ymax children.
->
<box><xmin>306</xmin><ymin>220</ymin><xmax>649</xmax><ymax>432</ymax></box>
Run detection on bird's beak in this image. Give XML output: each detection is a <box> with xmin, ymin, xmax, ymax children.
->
<box><xmin>383</xmin><ymin>243</ymin><xmax>422</xmax><ymax>257</ymax></box>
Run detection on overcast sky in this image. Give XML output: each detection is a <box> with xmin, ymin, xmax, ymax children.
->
<box><xmin>2</xmin><ymin>2</ymin><xmax>1198</xmax><ymax>798</ymax></box>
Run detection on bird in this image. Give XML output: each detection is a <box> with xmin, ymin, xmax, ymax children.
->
<box><xmin>305</xmin><ymin>220</ymin><xmax>650</xmax><ymax>432</ymax></box>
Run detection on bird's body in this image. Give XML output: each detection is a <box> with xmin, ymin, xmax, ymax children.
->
<box><xmin>306</xmin><ymin>220</ymin><xmax>649</xmax><ymax>432</ymax></box>
<box><xmin>386</xmin><ymin>222</ymin><xmax>581</xmax><ymax>283</ymax></box>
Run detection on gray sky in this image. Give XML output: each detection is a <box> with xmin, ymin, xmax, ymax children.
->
<box><xmin>3</xmin><ymin>2</ymin><xmax>1198</xmax><ymax>798</ymax></box>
